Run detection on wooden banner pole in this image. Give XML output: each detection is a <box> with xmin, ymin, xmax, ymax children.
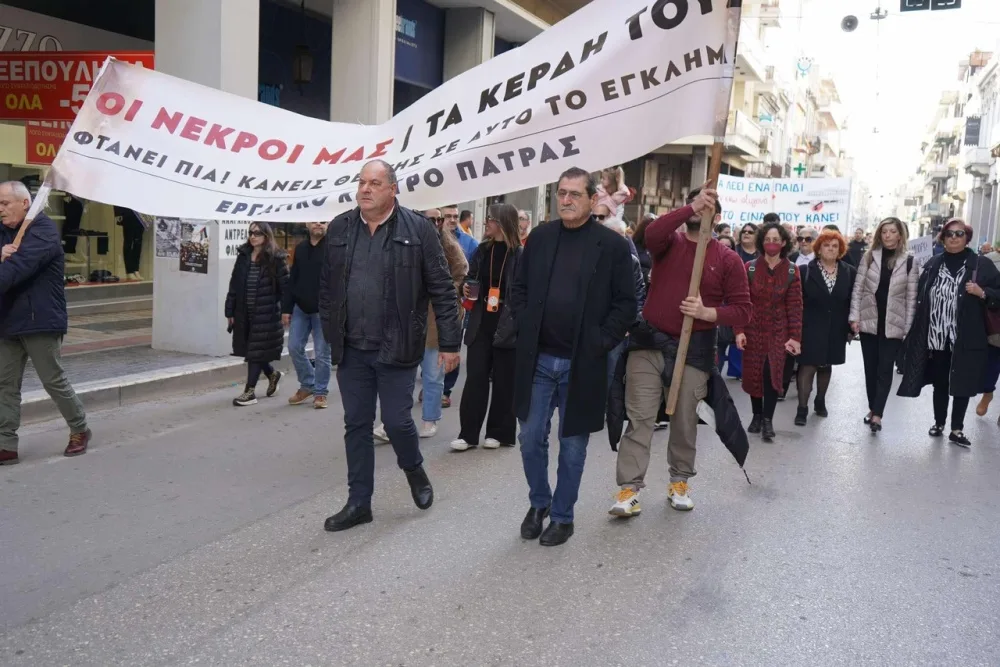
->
<box><xmin>665</xmin><ymin>140</ymin><xmax>725</xmax><ymax>415</ymax></box>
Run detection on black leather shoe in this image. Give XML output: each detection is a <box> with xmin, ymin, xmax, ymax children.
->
<box><xmin>747</xmin><ymin>415</ymin><xmax>762</xmax><ymax>434</ymax></box>
<box><xmin>520</xmin><ymin>506</ymin><xmax>549</xmax><ymax>540</ymax></box>
<box><xmin>324</xmin><ymin>504</ymin><xmax>373</xmax><ymax>532</ymax></box>
<box><xmin>814</xmin><ymin>399</ymin><xmax>828</xmax><ymax>417</ymax></box>
<box><xmin>794</xmin><ymin>406</ymin><xmax>808</xmax><ymax>426</ymax></box>
<box><xmin>761</xmin><ymin>418</ymin><xmax>775</xmax><ymax>442</ymax></box>
<box><xmin>539</xmin><ymin>521</ymin><xmax>574</xmax><ymax>546</ymax></box>
<box><xmin>404</xmin><ymin>465</ymin><xmax>434</xmax><ymax>509</ymax></box>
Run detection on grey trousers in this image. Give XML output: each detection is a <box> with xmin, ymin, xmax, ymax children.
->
<box><xmin>616</xmin><ymin>349</ymin><xmax>709</xmax><ymax>487</ymax></box>
<box><xmin>0</xmin><ymin>334</ymin><xmax>88</xmax><ymax>452</ymax></box>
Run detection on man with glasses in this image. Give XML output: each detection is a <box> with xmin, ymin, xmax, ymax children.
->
<box><xmin>517</xmin><ymin>210</ymin><xmax>531</xmax><ymax>244</ymax></box>
<box><xmin>510</xmin><ymin>167</ymin><xmax>636</xmax><ymax>546</ymax></box>
<box><xmin>439</xmin><ymin>204</ymin><xmax>478</xmax><ymax>408</ymax></box>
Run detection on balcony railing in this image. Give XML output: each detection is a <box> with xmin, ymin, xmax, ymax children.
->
<box><xmin>735</xmin><ymin>22</ymin><xmax>766</xmax><ymax>82</ymax></box>
<box><xmin>964</xmin><ymin>146</ymin><xmax>991</xmax><ymax>174</ymax></box>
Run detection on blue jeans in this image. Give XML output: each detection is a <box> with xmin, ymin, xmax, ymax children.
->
<box><xmin>336</xmin><ymin>347</ymin><xmax>422</xmax><ymax>506</ymax></box>
<box><xmin>519</xmin><ymin>353</ymin><xmax>590</xmax><ymax>524</ymax></box>
<box><xmin>420</xmin><ymin>348</ymin><xmax>444</xmax><ymax>423</ymax></box>
<box><xmin>288</xmin><ymin>306</ymin><xmax>332</xmax><ymax>396</ymax></box>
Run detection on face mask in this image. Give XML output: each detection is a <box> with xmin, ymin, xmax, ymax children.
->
<box><xmin>763</xmin><ymin>242</ymin><xmax>783</xmax><ymax>257</ymax></box>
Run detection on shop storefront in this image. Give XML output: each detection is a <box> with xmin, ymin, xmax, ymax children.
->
<box><xmin>0</xmin><ymin>5</ymin><xmax>154</xmax><ymax>289</ymax></box>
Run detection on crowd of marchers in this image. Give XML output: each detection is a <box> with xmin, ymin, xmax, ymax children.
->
<box><xmin>1</xmin><ymin>166</ymin><xmax>999</xmax><ymax>546</ymax></box>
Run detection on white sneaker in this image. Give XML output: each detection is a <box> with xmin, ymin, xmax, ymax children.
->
<box><xmin>373</xmin><ymin>424</ymin><xmax>389</xmax><ymax>444</ymax></box>
<box><xmin>450</xmin><ymin>438</ymin><xmax>473</xmax><ymax>451</ymax></box>
<box><xmin>668</xmin><ymin>481</ymin><xmax>695</xmax><ymax>511</ymax></box>
<box><xmin>608</xmin><ymin>488</ymin><xmax>641</xmax><ymax>517</ymax></box>
<box><xmin>483</xmin><ymin>438</ymin><xmax>502</xmax><ymax>449</ymax></box>
<box><xmin>419</xmin><ymin>422</ymin><xmax>438</xmax><ymax>439</ymax></box>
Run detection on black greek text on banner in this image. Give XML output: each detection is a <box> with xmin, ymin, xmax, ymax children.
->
<box><xmin>35</xmin><ymin>0</ymin><xmax>742</xmax><ymax>222</ymax></box>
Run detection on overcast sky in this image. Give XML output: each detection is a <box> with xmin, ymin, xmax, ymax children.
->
<box><xmin>780</xmin><ymin>0</ymin><xmax>1000</xmax><ymax>195</ymax></box>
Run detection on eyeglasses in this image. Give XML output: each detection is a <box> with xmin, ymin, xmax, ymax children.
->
<box><xmin>943</xmin><ymin>229</ymin><xmax>967</xmax><ymax>239</ymax></box>
<box><xmin>797</xmin><ymin>236</ymin><xmax>815</xmax><ymax>242</ymax></box>
<box><xmin>594</xmin><ymin>214</ymin><xmax>607</xmax><ymax>221</ymax></box>
<box><xmin>430</xmin><ymin>217</ymin><xmax>444</xmax><ymax>223</ymax></box>
<box><xmin>486</xmin><ymin>216</ymin><xmax>496</xmax><ymax>223</ymax></box>
<box><xmin>742</xmin><ymin>229</ymin><xmax>755</xmax><ymax>235</ymax></box>
<box><xmin>249</xmin><ymin>230</ymin><xmax>265</xmax><ymax>238</ymax></box>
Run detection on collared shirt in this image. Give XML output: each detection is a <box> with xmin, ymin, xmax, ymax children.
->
<box><xmin>453</xmin><ymin>227</ymin><xmax>479</xmax><ymax>261</ymax></box>
<box><xmin>345</xmin><ymin>209</ymin><xmax>395</xmax><ymax>350</ymax></box>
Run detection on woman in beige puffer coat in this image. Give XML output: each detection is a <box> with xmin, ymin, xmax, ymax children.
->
<box><xmin>849</xmin><ymin>217</ymin><xmax>919</xmax><ymax>432</ymax></box>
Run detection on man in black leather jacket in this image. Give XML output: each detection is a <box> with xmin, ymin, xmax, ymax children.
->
<box><xmin>319</xmin><ymin>160</ymin><xmax>462</xmax><ymax>532</ymax></box>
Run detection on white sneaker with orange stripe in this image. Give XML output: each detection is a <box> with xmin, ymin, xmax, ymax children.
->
<box><xmin>608</xmin><ymin>488</ymin><xmax>641</xmax><ymax>517</ymax></box>
<box><xmin>668</xmin><ymin>481</ymin><xmax>694</xmax><ymax>511</ymax></box>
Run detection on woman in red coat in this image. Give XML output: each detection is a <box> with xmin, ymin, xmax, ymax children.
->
<box><xmin>735</xmin><ymin>222</ymin><xmax>803</xmax><ymax>441</ymax></box>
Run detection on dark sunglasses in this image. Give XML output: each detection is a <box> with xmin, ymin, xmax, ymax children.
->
<box><xmin>249</xmin><ymin>230</ymin><xmax>265</xmax><ymax>238</ymax></box>
<box><xmin>943</xmin><ymin>229</ymin><xmax>967</xmax><ymax>239</ymax></box>
<box><xmin>430</xmin><ymin>216</ymin><xmax>444</xmax><ymax>223</ymax></box>
<box><xmin>797</xmin><ymin>235</ymin><xmax>816</xmax><ymax>242</ymax></box>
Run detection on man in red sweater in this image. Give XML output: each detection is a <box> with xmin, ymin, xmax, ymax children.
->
<box><xmin>609</xmin><ymin>188</ymin><xmax>752</xmax><ymax>516</ymax></box>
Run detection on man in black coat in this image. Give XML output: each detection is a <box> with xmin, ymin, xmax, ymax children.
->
<box><xmin>319</xmin><ymin>160</ymin><xmax>461</xmax><ymax>532</ymax></box>
<box><xmin>510</xmin><ymin>167</ymin><xmax>637</xmax><ymax>546</ymax></box>
<box><xmin>0</xmin><ymin>181</ymin><xmax>91</xmax><ymax>465</ymax></box>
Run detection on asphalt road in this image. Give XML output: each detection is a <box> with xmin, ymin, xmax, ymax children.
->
<box><xmin>1</xmin><ymin>346</ymin><xmax>999</xmax><ymax>666</ymax></box>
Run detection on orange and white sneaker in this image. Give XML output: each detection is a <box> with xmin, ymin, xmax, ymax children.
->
<box><xmin>608</xmin><ymin>488</ymin><xmax>641</xmax><ymax>517</ymax></box>
<box><xmin>668</xmin><ymin>481</ymin><xmax>694</xmax><ymax>511</ymax></box>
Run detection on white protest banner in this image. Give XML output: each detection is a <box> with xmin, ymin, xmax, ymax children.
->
<box><xmin>34</xmin><ymin>0</ymin><xmax>741</xmax><ymax>223</ymax></box>
<box><xmin>908</xmin><ymin>235</ymin><xmax>933</xmax><ymax>264</ymax></box>
<box><xmin>718</xmin><ymin>175</ymin><xmax>852</xmax><ymax>233</ymax></box>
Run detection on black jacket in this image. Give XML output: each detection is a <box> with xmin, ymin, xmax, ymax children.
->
<box><xmin>464</xmin><ymin>240</ymin><xmax>522</xmax><ymax>349</ymax></box>
<box><xmin>225</xmin><ymin>246</ymin><xmax>290</xmax><ymax>363</ymax></box>
<box><xmin>799</xmin><ymin>260</ymin><xmax>856</xmax><ymax>366</ymax></box>
<box><xmin>0</xmin><ymin>213</ymin><xmax>68</xmax><ymax>338</ymax></box>
<box><xmin>898</xmin><ymin>251</ymin><xmax>1000</xmax><ymax>398</ymax></box>
<box><xmin>607</xmin><ymin>325</ymin><xmax>749</xmax><ymax>468</ymax></box>
<box><xmin>319</xmin><ymin>203</ymin><xmax>461</xmax><ymax>367</ymax></box>
<box><xmin>282</xmin><ymin>237</ymin><xmax>325</xmax><ymax>315</ymax></box>
<box><xmin>511</xmin><ymin>218</ymin><xmax>636</xmax><ymax>438</ymax></box>
<box><xmin>844</xmin><ymin>240</ymin><xmax>867</xmax><ymax>268</ymax></box>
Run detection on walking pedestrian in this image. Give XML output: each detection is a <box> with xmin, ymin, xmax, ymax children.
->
<box><xmin>789</xmin><ymin>227</ymin><xmax>818</xmax><ymax>267</ymax></box>
<box><xmin>735</xmin><ymin>222</ymin><xmax>803</xmax><ymax>442</ymax></box>
<box><xmin>319</xmin><ymin>160</ymin><xmax>461</xmax><ymax>532</ymax></box>
<box><xmin>632</xmin><ymin>213</ymin><xmax>655</xmax><ymax>286</ymax></box>
<box><xmin>0</xmin><ymin>181</ymin><xmax>91</xmax><ymax>464</ymax></box>
<box><xmin>511</xmin><ymin>167</ymin><xmax>636</xmax><ymax>546</ymax></box>
<box><xmin>226</xmin><ymin>222</ymin><xmax>289</xmax><ymax>407</ymax></box>
<box><xmin>518</xmin><ymin>210</ymin><xmax>531</xmax><ymax>244</ymax></box>
<box><xmin>976</xmin><ymin>245</ymin><xmax>1000</xmax><ymax>421</ymax></box>
<box><xmin>794</xmin><ymin>229</ymin><xmax>856</xmax><ymax>426</ymax></box>
<box><xmin>898</xmin><ymin>219</ymin><xmax>1000</xmax><ymax>447</ymax></box>
<box><xmin>451</xmin><ymin>203</ymin><xmax>521</xmax><ymax>451</ymax></box>
<box><xmin>441</xmin><ymin>205</ymin><xmax>478</xmax><ymax>408</ymax></box>
<box><xmin>282</xmin><ymin>221</ymin><xmax>332</xmax><ymax>409</ymax></box>
<box><xmin>735</xmin><ymin>222</ymin><xmax>760</xmax><ymax>263</ymax></box>
<box><xmin>844</xmin><ymin>227</ymin><xmax>868</xmax><ymax>268</ymax></box>
<box><xmin>849</xmin><ymin>217</ymin><xmax>918</xmax><ymax>432</ymax></box>
<box><xmin>376</xmin><ymin>208</ymin><xmax>467</xmax><ymax>441</ymax></box>
<box><xmin>609</xmin><ymin>187</ymin><xmax>751</xmax><ymax>516</ymax></box>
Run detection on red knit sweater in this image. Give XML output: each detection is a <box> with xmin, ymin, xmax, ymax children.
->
<box><xmin>642</xmin><ymin>206</ymin><xmax>752</xmax><ymax>336</ymax></box>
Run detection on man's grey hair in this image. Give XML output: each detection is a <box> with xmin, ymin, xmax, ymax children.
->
<box><xmin>603</xmin><ymin>216</ymin><xmax>628</xmax><ymax>236</ymax></box>
<box><xmin>362</xmin><ymin>159</ymin><xmax>398</xmax><ymax>187</ymax></box>
<box><xmin>0</xmin><ymin>181</ymin><xmax>31</xmax><ymax>204</ymax></box>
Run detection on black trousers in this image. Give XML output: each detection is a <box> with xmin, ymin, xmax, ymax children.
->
<box><xmin>122</xmin><ymin>222</ymin><xmax>144</xmax><ymax>273</ymax></box>
<box><xmin>336</xmin><ymin>347</ymin><xmax>421</xmax><ymax>506</ymax></box>
<box><xmin>751</xmin><ymin>358</ymin><xmax>779</xmax><ymax>419</ymax></box>
<box><xmin>458</xmin><ymin>335</ymin><xmax>516</xmax><ymax>445</ymax></box>
<box><xmin>246</xmin><ymin>362</ymin><xmax>275</xmax><ymax>387</ymax></box>
<box><xmin>928</xmin><ymin>349</ymin><xmax>970</xmax><ymax>431</ymax></box>
<box><xmin>860</xmin><ymin>333</ymin><xmax>901</xmax><ymax>417</ymax></box>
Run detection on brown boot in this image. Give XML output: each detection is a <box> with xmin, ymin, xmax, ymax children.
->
<box><xmin>288</xmin><ymin>389</ymin><xmax>313</xmax><ymax>405</ymax></box>
<box><xmin>65</xmin><ymin>429</ymin><xmax>91</xmax><ymax>457</ymax></box>
<box><xmin>976</xmin><ymin>392</ymin><xmax>993</xmax><ymax>417</ymax></box>
<box><xmin>0</xmin><ymin>450</ymin><xmax>19</xmax><ymax>466</ymax></box>
<box><xmin>313</xmin><ymin>395</ymin><xmax>328</xmax><ymax>409</ymax></box>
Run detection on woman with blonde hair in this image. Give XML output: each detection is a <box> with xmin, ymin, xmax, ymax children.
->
<box><xmin>596</xmin><ymin>166</ymin><xmax>630</xmax><ymax>218</ymax></box>
<box><xmin>849</xmin><ymin>217</ymin><xmax>919</xmax><ymax>433</ymax></box>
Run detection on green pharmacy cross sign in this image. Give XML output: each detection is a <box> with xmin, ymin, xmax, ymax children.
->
<box><xmin>793</xmin><ymin>163</ymin><xmax>807</xmax><ymax>176</ymax></box>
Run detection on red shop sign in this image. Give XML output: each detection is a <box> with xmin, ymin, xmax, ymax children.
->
<box><xmin>0</xmin><ymin>51</ymin><xmax>154</xmax><ymax>121</ymax></box>
<box><xmin>25</xmin><ymin>120</ymin><xmax>71</xmax><ymax>165</ymax></box>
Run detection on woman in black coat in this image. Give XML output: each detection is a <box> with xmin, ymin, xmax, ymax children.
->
<box><xmin>794</xmin><ymin>229</ymin><xmax>857</xmax><ymax>426</ymax></box>
<box><xmin>225</xmin><ymin>222</ymin><xmax>290</xmax><ymax>407</ymax></box>
<box><xmin>898</xmin><ymin>219</ymin><xmax>1000</xmax><ymax>446</ymax></box>
<box><xmin>450</xmin><ymin>203</ymin><xmax>522</xmax><ymax>451</ymax></box>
